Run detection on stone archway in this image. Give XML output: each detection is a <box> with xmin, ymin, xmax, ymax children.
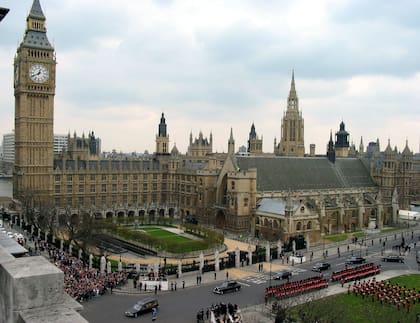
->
<box><xmin>148</xmin><ymin>209</ymin><xmax>156</xmax><ymax>224</ymax></box>
<box><xmin>70</xmin><ymin>213</ymin><xmax>79</xmax><ymax>225</ymax></box>
<box><xmin>218</xmin><ymin>174</ymin><xmax>228</xmax><ymax>206</ymax></box>
<box><xmin>215</xmin><ymin>210</ymin><xmax>226</xmax><ymax>229</ymax></box>
<box><xmin>106</xmin><ymin>211</ymin><xmax>113</xmax><ymax>219</ymax></box>
<box><xmin>168</xmin><ymin>208</ymin><xmax>175</xmax><ymax>218</ymax></box>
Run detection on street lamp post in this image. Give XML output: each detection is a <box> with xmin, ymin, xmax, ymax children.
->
<box><xmin>269</xmin><ymin>256</ymin><xmax>272</xmax><ymax>288</ymax></box>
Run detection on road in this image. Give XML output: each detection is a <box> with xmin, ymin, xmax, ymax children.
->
<box><xmin>81</xmin><ymin>230</ymin><xmax>420</xmax><ymax>323</ymax></box>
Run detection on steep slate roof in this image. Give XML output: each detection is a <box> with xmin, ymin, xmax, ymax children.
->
<box><xmin>236</xmin><ymin>156</ymin><xmax>376</xmax><ymax>191</ymax></box>
<box><xmin>29</xmin><ymin>0</ymin><xmax>46</xmax><ymax>20</ymax></box>
<box><xmin>256</xmin><ymin>198</ymin><xmax>299</xmax><ymax>215</ymax></box>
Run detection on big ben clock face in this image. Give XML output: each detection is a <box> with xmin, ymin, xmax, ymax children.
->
<box><xmin>29</xmin><ymin>63</ymin><xmax>49</xmax><ymax>83</ymax></box>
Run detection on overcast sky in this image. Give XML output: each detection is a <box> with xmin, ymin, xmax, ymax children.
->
<box><xmin>1</xmin><ymin>0</ymin><xmax>419</xmax><ymax>155</ymax></box>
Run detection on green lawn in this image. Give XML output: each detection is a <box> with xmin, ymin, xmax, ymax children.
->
<box><xmin>139</xmin><ymin>227</ymin><xmax>191</xmax><ymax>243</ymax></box>
<box><xmin>287</xmin><ymin>274</ymin><xmax>420</xmax><ymax>323</ymax></box>
<box><xmin>324</xmin><ymin>233</ymin><xmax>348</xmax><ymax>242</ymax></box>
<box><xmin>352</xmin><ymin>231</ymin><xmax>366</xmax><ymax>238</ymax></box>
<box><xmin>381</xmin><ymin>227</ymin><xmax>400</xmax><ymax>233</ymax></box>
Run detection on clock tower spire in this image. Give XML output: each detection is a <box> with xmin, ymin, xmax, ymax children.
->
<box><xmin>13</xmin><ymin>0</ymin><xmax>56</xmax><ymax>206</ymax></box>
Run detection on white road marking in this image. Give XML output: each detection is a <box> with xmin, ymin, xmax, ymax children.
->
<box><xmin>238</xmin><ymin>281</ymin><xmax>251</xmax><ymax>287</ymax></box>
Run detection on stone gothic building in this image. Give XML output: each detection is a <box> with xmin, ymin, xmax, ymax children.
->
<box><xmin>12</xmin><ymin>0</ymin><xmax>419</xmax><ymax>245</ymax></box>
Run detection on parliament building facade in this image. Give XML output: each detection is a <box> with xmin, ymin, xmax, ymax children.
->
<box><xmin>13</xmin><ymin>0</ymin><xmax>419</xmax><ymax>244</ymax></box>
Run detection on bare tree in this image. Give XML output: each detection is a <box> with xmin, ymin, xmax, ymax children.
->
<box><xmin>56</xmin><ymin>207</ymin><xmax>112</xmax><ymax>252</ymax></box>
<box><xmin>270</xmin><ymin>289</ymin><xmax>330</xmax><ymax>323</ymax></box>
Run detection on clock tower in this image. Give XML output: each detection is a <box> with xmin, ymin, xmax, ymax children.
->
<box><xmin>13</xmin><ymin>0</ymin><xmax>56</xmax><ymax>205</ymax></box>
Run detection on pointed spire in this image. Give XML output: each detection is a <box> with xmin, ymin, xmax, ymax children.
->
<box><xmin>289</xmin><ymin>69</ymin><xmax>297</xmax><ymax>98</ymax></box>
<box><xmin>383</xmin><ymin>138</ymin><xmax>391</xmax><ymax>153</ymax></box>
<box><xmin>402</xmin><ymin>139</ymin><xmax>411</xmax><ymax>155</ymax></box>
<box><xmin>158</xmin><ymin>112</ymin><xmax>167</xmax><ymax>137</ymax></box>
<box><xmin>228</xmin><ymin>128</ymin><xmax>235</xmax><ymax>155</ymax></box>
<box><xmin>359</xmin><ymin>136</ymin><xmax>364</xmax><ymax>155</ymax></box>
<box><xmin>327</xmin><ymin>130</ymin><xmax>335</xmax><ymax>163</ymax></box>
<box><xmin>249</xmin><ymin>122</ymin><xmax>256</xmax><ymax>139</ymax></box>
<box><xmin>229</xmin><ymin>128</ymin><xmax>234</xmax><ymax>142</ymax></box>
<box><xmin>29</xmin><ymin>0</ymin><xmax>46</xmax><ymax>20</ymax></box>
<box><xmin>287</xmin><ymin>69</ymin><xmax>298</xmax><ymax>110</ymax></box>
<box><xmin>375</xmin><ymin>138</ymin><xmax>380</xmax><ymax>154</ymax></box>
<box><xmin>291</xmin><ymin>69</ymin><xmax>296</xmax><ymax>93</ymax></box>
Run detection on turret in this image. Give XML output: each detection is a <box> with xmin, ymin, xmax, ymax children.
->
<box><xmin>359</xmin><ymin>136</ymin><xmax>364</xmax><ymax>156</ymax></box>
<box><xmin>156</xmin><ymin>113</ymin><xmax>169</xmax><ymax>154</ymax></box>
<box><xmin>335</xmin><ymin>121</ymin><xmax>350</xmax><ymax>157</ymax></box>
<box><xmin>327</xmin><ymin>130</ymin><xmax>336</xmax><ymax>163</ymax></box>
<box><xmin>247</xmin><ymin>123</ymin><xmax>263</xmax><ymax>154</ymax></box>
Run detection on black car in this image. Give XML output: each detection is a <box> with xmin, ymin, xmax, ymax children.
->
<box><xmin>213</xmin><ymin>280</ymin><xmax>241</xmax><ymax>294</ymax></box>
<box><xmin>125</xmin><ymin>297</ymin><xmax>159</xmax><ymax>318</ymax></box>
<box><xmin>123</xmin><ymin>263</ymin><xmax>138</xmax><ymax>279</ymax></box>
<box><xmin>345</xmin><ymin>256</ymin><xmax>366</xmax><ymax>264</ymax></box>
<box><xmin>312</xmin><ymin>262</ymin><xmax>331</xmax><ymax>272</ymax></box>
<box><xmin>382</xmin><ymin>255</ymin><xmax>404</xmax><ymax>263</ymax></box>
<box><xmin>272</xmin><ymin>270</ymin><xmax>292</xmax><ymax>280</ymax></box>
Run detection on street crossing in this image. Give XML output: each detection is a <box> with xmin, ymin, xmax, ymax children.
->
<box><xmin>239</xmin><ymin>268</ymin><xmax>307</xmax><ymax>285</ymax></box>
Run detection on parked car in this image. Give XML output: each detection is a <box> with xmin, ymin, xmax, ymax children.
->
<box><xmin>312</xmin><ymin>262</ymin><xmax>331</xmax><ymax>272</ymax></box>
<box><xmin>124</xmin><ymin>297</ymin><xmax>159</xmax><ymax>318</ymax></box>
<box><xmin>272</xmin><ymin>270</ymin><xmax>292</xmax><ymax>280</ymax></box>
<box><xmin>123</xmin><ymin>263</ymin><xmax>139</xmax><ymax>278</ymax></box>
<box><xmin>382</xmin><ymin>255</ymin><xmax>404</xmax><ymax>263</ymax></box>
<box><xmin>213</xmin><ymin>280</ymin><xmax>241</xmax><ymax>294</ymax></box>
<box><xmin>345</xmin><ymin>256</ymin><xmax>366</xmax><ymax>264</ymax></box>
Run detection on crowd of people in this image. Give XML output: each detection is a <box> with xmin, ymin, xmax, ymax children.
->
<box><xmin>331</xmin><ymin>263</ymin><xmax>381</xmax><ymax>284</ymax></box>
<box><xmin>21</xmin><ymin>232</ymin><xmax>129</xmax><ymax>302</ymax></box>
<box><xmin>31</xmin><ymin>243</ymin><xmax>127</xmax><ymax>302</ymax></box>
<box><xmin>264</xmin><ymin>276</ymin><xmax>329</xmax><ymax>299</ymax></box>
<box><xmin>50</xmin><ymin>248</ymin><xmax>128</xmax><ymax>302</ymax></box>
<box><xmin>351</xmin><ymin>278</ymin><xmax>420</xmax><ymax>313</ymax></box>
<box><xmin>196</xmin><ymin>302</ymin><xmax>242</xmax><ymax>323</ymax></box>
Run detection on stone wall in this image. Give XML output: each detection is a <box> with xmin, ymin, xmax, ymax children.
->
<box><xmin>0</xmin><ymin>246</ymin><xmax>88</xmax><ymax>323</ymax></box>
